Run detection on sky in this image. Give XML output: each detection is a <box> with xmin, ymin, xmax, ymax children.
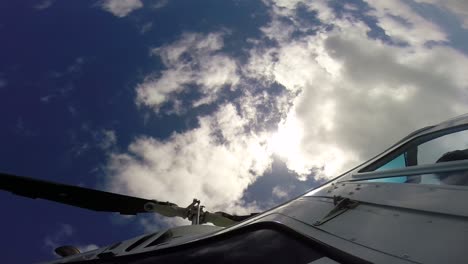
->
<box><xmin>0</xmin><ymin>0</ymin><xmax>467</xmax><ymax>263</ymax></box>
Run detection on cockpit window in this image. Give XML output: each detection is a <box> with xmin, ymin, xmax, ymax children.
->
<box><xmin>375</xmin><ymin>154</ymin><xmax>406</xmax><ymax>171</ymax></box>
<box><xmin>369</xmin><ymin>154</ymin><xmax>407</xmax><ymax>183</ymax></box>
<box><xmin>357</xmin><ymin>127</ymin><xmax>468</xmax><ymax>185</ymax></box>
<box><xmin>418</xmin><ymin>130</ymin><xmax>468</xmax><ymax>165</ymax></box>
<box><xmin>364</xmin><ymin>129</ymin><xmax>468</xmax><ymax>172</ymax></box>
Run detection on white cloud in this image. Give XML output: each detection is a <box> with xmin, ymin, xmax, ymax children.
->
<box><xmin>140</xmin><ymin>22</ymin><xmax>153</xmax><ymax>34</ymax></box>
<box><xmin>245</xmin><ymin>1</ymin><xmax>468</xmax><ymax>179</ymax></box>
<box><xmin>98</xmin><ymin>129</ymin><xmax>117</xmax><ymax>150</ymax></box>
<box><xmin>152</xmin><ymin>0</ymin><xmax>168</xmax><ymax>9</ymax></box>
<box><xmin>71</xmin><ymin>143</ymin><xmax>91</xmax><ymax>157</ymax></box>
<box><xmin>67</xmin><ymin>57</ymin><xmax>85</xmax><ymax>73</ymax></box>
<box><xmin>105</xmin><ymin>0</ymin><xmax>468</xmax><ymax>220</ymax></box>
<box><xmin>416</xmin><ymin>0</ymin><xmax>468</xmax><ymax>29</ymax></box>
<box><xmin>266</xmin><ymin>0</ymin><xmax>336</xmax><ymax>21</ymax></box>
<box><xmin>44</xmin><ymin>224</ymin><xmax>74</xmax><ymax>252</ymax></box>
<box><xmin>14</xmin><ymin>117</ymin><xmax>36</xmax><ymax>137</ymax></box>
<box><xmin>364</xmin><ymin>0</ymin><xmax>447</xmax><ymax>46</ymax></box>
<box><xmin>268</xmin><ymin>0</ymin><xmax>448</xmax><ymax>46</ymax></box>
<box><xmin>136</xmin><ymin>32</ymin><xmax>239</xmax><ymax>112</ymax></box>
<box><xmin>139</xmin><ymin>214</ymin><xmax>191</xmax><ymax>232</ymax></box>
<box><xmin>100</xmin><ymin>0</ymin><xmax>143</xmax><ymax>18</ymax></box>
<box><xmin>106</xmin><ymin>104</ymin><xmax>271</xmax><ymax>214</ymax></box>
<box><xmin>40</xmin><ymin>94</ymin><xmax>56</xmax><ymax>103</ymax></box>
<box><xmin>44</xmin><ymin>224</ymin><xmax>99</xmax><ymax>256</ymax></box>
<box><xmin>272</xmin><ymin>185</ymin><xmax>291</xmax><ymax>199</ymax></box>
<box><xmin>34</xmin><ymin>0</ymin><xmax>54</xmax><ymax>10</ymax></box>
<box><xmin>68</xmin><ymin>105</ymin><xmax>78</xmax><ymax>116</ymax></box>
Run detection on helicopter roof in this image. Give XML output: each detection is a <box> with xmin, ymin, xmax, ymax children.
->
<box><xmin>405</xmin><ymin>113</ymin><xmax>468</xmax><ymax>140</ymax></box>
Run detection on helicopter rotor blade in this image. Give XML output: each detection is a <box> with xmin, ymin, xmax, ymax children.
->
<box><xmin>202</xmin><ymin>211</ymin><xmax>259</xmax><ymax>227</ymax></box>
<box><xmin>0</xmin><ymin>172</ymin><xmax>171</xmax><ymax>215</ymax></box>
<box><xmin>203</xmin><ymin>211</ymin><xmax>238</xmax><ymax>227</ymax></box>
<box><xmin>0</xmin><ymin>172</ymin><xmax>259</xmax><ymax>227</ymax></box>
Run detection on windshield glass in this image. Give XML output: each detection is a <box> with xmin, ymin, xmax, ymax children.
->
<box><xmin>362</xmin><ymin>128</ymin><xmax>468</xmax><ymax>173</ymax></box>
<box><xmin>418</xmin><ymin>130</ymin><xmax>468</xmax><ymax>165</ymax></box>
<box><xmin>355</xmin><ymin>127</ymin><xmax>468</xmax><ymax>185</ymax></box>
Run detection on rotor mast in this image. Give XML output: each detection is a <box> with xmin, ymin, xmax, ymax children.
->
<box><xmin>143</xmin><ymin>198</ymin><xmax>239</xmax><ymax>227</ymax></box>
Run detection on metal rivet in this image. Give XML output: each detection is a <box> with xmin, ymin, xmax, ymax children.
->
<box><xmin>355</xmin><ymin>187</ymin><xmax>360</xmax><ymax>190</ymax></box>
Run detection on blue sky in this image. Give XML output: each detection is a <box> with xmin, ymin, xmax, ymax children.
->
<box><xmin>1</xmin><ymin>0</ymin><xmax>467</xmax><ymax>262</ymax></box>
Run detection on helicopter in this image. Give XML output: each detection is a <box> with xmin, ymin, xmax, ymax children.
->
<box><xmin>1</xmin><ymin>113</ymin><xmax>468</xmax><ymax>263</ymax></box>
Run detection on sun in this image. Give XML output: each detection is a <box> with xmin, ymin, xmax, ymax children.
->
<box><xmin>268</xmin><ymin>112</ymin><xmax>303</xmax><ymax>160</ymax></box>
<box><xmin>267</xmin><ymin>111</ymin><xmax>351</xmax><ymax>178</ymax></box>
